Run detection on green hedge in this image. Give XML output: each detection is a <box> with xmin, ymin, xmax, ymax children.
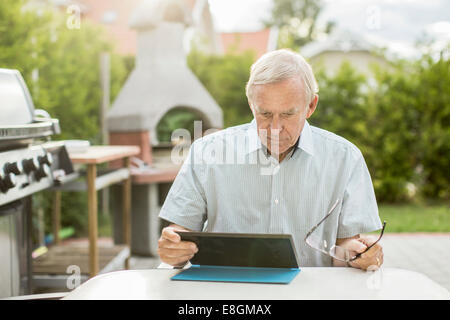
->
<box><xmin>187</xmin><ymin>50</ymin><xmax>450</xmax><ymax>203</ymax></box>
<box><xmin>311</xmin><ymin>56</ymin><xmax>450</xmax><ymax>202</ymax></box>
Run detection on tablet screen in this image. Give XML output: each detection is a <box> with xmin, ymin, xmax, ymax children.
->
<box><xmin>177</xmin><ymin>232</ymin><xmax>299</xmax><ymax>268</ymax></box>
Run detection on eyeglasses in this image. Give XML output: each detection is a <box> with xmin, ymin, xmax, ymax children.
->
<box><xmin>304</xmin><ymin>199</ymin><xmax>387</xmax><ymax>262</ymax></box>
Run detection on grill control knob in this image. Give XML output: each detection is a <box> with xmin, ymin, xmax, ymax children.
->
<box><xmin>3</xmin><ymin>173</ymin><xmax>16</xmax><ymax>189</ymax></box>
<box><xmin>22</xmin><ymin>157</ymin><xmax>39</xmax><ymax>173</ymax></box>
<box><xmin>38</xmin><ymin>153</ymin><xmax>53</xmax><ymax>166</ymax></box>
<box><xmin>0</xmin><ymin>169</ymin><xmax>16</xmax><ymax>192</ymax></box>
<box><xmin>0</xmin><ymin>169</ymin><xmax>4</xmax><ymax>192</ymax></box>
<box><xmin>4</xmin><ymin>161</ymin><xmax>23</xmax><ymax>175</ymax></box>
<box><xmin>35</xmin><ymin>165</ymin><xmax>50</xmax><ymax>181</ymax></box>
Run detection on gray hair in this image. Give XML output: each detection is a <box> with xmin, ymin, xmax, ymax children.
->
<box><xmin>246</xmin><ymin>49</ymin><xmax>319</xmax><ymax>104</ymax></box>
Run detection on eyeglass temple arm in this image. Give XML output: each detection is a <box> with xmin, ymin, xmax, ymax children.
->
<box><xmin>305</xmin><ymin>199</ymin><xmax>340</xmax><ymax>240</ymax></box>
<box><xmin>350</xmin><ymin>221</ymin><xmax>387</xmax><ymax>261</ymax></box>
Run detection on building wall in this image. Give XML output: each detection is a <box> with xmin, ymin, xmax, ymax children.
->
<box><xmin>76</xmin><ymin>0</ymin><xmax>142</xmax><ymax>55</ymax></box>
<box><xmin>75</xmin><ymin>0</ymin><xmax>220</xmax><ymax>56</ymax></box>
<box><xmin>220</xmin><ymin>29</ymin><xmax>272</xmax><ymax>59</ymax></box>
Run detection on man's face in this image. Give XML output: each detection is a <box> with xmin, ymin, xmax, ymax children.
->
<box><xmin>249</xmin><ymin>77</ymin><xmax>318</xmax><ymax>156</ymax></box>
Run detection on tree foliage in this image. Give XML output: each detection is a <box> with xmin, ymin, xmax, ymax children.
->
<box><xmin>0</xmin><ymin>0</ymin><xmax>129</xmax><ymax>236</ymax></box>
<box><xmin>311</xmin><ymin>54</ymin><xmax>450</xmax><ymax>202</ymax></box>
<box><xmin>410</xmin><ymin>54</ymin><xmax>450</xmax><ymax>199</ymax></box>
<box><xmin>187</xmin><ymin>47</ymin><xmax>255</xmax><ymax>128</ymax></box>
<box><xmin>0</xmin><ymin>0</ymin><xmax>127</xmax><ymax>142</ymax></box>
<box><xmin>157</xmin><ymin>108</ymin><xmax>203</xmax><ymax>143</ymax></box>
<box><xmin>266</xmin><ymin>0</ymin><xmax>334</xmax><ymax>49</ymax></box>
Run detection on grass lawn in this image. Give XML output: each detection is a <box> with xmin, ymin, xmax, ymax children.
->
<box><xmin>97</xmin><ymin>202</ymin><xmax>450</xmax><ymax>236</ymax></box>
<box><xmin>378</xmin><ymin>202</ymin><xmax>450</xmax><ymax>233</ymax></box>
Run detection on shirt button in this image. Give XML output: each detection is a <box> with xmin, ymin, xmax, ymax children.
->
<box><xmin>274</xmin><ymin>198</ymin><xmax>279</xmax><ymax>204</ymax></box>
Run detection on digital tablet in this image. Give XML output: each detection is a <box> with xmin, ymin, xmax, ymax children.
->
<box><xmin>176</xmin><ymin>231</ymin><xmax>299</xmax><ymax>268</ymax></box>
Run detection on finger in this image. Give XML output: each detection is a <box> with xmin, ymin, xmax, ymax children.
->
<box><xmin>162</xmin><ymin>254</ymin><xmax>194</xmax><ymax>267</ymax></box>
<box><xmin>159</xmin><ymin>238</ymin><xmax>198</xmax><ymax>251</ymax></box>
<box><xmin>361</xmin><ymin>243</ymin><xmax>382</xmax><ymax>259</ymax></box>
<box><xmin>159</xmin><ymin>247</ymin><xmax>198</xmax><ymax>258</ymax></box>
<box><xmin>345</xmin><ymin>239</ymin><xmax>368</xmax><ymax>254</ymax></box>
<box><xmin>358</xmin><ymin>235</ymin><xmax>379</xmax><ymax>247</ymax></box>
<box><xmin>357</xmin><ymin>250</ymin><xmax>384</xmax><ymax>271</ymax></box>
<box><xmin>158</xmin><ymin>244</ymin><xmax>196</xmax><ymax>265</ymax></box>
<box><xmin>162</xmin><ymin>227</ymin><xmax>182</xmax><ymax>243</ymax></box>
<box><xmin>366</xmin><ymin>264</ymin><xmax>379</xmax><ymax>272</ymax></box>
<box><xmin>378</xmin><ymin>251</ymin><xmax>384</xmax><ymax>265</ymax></box>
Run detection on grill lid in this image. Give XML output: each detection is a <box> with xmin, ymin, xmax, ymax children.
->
<box><xmin>0</xmin><ymin>69</ymin><xmax>34</xmax><ymax>125</ymax></box>
<box><xmin>0</xmin><ymin>118</ymin><xmax>60</xmax><ymax>141</ymax></box>
<box><xmin>0</xmin><ymin>68</ymin><xmax>60</xmax><ymax>146</ymax></box>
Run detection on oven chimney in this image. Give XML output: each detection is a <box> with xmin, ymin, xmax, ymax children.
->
<box><xmin>107</xmin><ymin>0</ymin><xmax>223</xmax><ymax>164</ymax></box>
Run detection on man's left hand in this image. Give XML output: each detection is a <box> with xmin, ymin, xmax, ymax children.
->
<box><xmin>336</xmin><ymin>235</ymin><xmax>384</xmax><ymax>271</ymax></box>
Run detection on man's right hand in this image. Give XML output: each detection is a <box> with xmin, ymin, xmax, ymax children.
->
<box><xmin>157</xmin><ymin>224</ymin><xmax>198</xmax><ymax>267</ymax></box>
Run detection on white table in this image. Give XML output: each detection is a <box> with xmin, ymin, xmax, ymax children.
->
<box><xmin>63</xmin><ymin>267</ymin><xmax>450</xmax><ymax>300</ymax></box>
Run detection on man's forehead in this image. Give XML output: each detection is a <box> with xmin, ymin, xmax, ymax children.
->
<box><xmin>253</xmin><ymin>103</ymin><xmax>301</xmax><ymax>113</ymax></box>
<box><xmin>252</xmin><ymin>76</ymin><xmax>305</xmax><ymax>94</ymax></box>
<box><xmin>251</xmin><ymin>77</ymin><xmax>307</xmax><ymax>110</ymax></box>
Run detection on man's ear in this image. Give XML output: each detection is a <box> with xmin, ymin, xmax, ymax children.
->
<box><xmin>306</xmin><ymin>94</ymin><xmax>319</xmax><ymax>119</ymax></box>
<box><xmin>248</xmin><ymin>100</ymin><xmax>256</xmax><ymax>117</ymax></box>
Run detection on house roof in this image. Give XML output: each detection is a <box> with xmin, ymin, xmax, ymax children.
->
<box><xmin>300</xmin><ymin>29</ymin><xmax>375</xmax><ymax>59</ymax></box>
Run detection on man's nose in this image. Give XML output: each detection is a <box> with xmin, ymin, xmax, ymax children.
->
<box><xmin>270</xmin><ymin>116</ymin><xmax>283</xmax><ymax>134</ymax></box>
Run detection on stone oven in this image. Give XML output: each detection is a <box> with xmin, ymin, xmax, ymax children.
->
<box><xmin>107</xmin><ymin>0</ymin><xmax>223</xmax><ymax>154</ymax></box>
<box><xmin>107</xmin><ymin>0</ymin><xmax>223</xmax><ymax>255</ymax></box>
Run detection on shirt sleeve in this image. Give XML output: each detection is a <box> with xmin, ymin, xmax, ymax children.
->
<box><xmin>158</xmin><ymin>140</ymin><xmax>207</xmax><ymax>231</ymax></box>
<box><xmin>337</xmin><ymin>150</ymin><xmax>382</xmax><ymax>238</ymax></box>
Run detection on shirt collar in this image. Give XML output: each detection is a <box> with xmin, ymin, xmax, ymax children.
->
<box><xmin>246</xmin><ymin>118</ymin><xmax>315</xmax><ymax>157</ymax></box>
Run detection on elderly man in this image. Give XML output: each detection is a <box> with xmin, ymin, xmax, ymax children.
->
<box><xmin>158</xmin><ymin>49</ymin><xmax>384</xmax><ymax>270</ymax></box>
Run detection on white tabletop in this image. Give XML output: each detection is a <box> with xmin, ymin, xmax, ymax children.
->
<box><xmin>63</xmin><ymin>267</ymin><xmax>450</xmax><ymax>300</ymax></box>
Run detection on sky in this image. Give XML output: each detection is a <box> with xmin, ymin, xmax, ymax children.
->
<box><xmin>208</xmin><ymin>0</ymin><xmax>450</xmax><ymax>57</ymax></box>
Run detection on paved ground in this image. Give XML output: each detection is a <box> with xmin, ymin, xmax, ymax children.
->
<box><xmin>129</xmin><ymin>233</ymin><xmax>450</xmax><ymax>291</ymax></box>
<box><xmin>381</xmin><ymin>233</ymin><xmax>450</xmax><ymax>291</ymax></box>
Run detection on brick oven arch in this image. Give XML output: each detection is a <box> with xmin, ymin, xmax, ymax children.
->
<box><xmin>155</xmin><ymin>105</ymin><xmax>216</xmax><ymax>146</ymax></box>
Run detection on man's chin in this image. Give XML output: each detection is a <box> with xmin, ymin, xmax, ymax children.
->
<box><xmin>267</xmin><ymin>144</ymin><xmax>290</xmax><ymax>156</ymax></box>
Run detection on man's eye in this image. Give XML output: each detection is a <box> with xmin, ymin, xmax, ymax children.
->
<box><xmin>261</xmin><ymin>112</ymin><xmax>272</xmax><ymax>118</ymax></box>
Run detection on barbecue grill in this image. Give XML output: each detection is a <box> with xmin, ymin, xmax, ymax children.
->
<box><xmin>0</xmin><ymin>69</ymin><xmax>59</xmax><ymax>149</ymax></box>
<box><xmin>0</xmin><ymin>68</ymin><xmax>75</xmax><ymax>298</ymax></box>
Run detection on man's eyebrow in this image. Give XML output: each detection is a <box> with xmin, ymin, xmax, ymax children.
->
<box><xmin>253</xmin><ymin>104</ymin><xmax>270</xmax><ymax>113</ymax></box>
<box><xmin>283</xmin><ymin>106</ymin><xmax>301</xmax><ymax>113</ymax></box>
<box><xmin>253</xmin><ymin>105</ymin><xmax>301</xmax><ymax>114</ymax></box>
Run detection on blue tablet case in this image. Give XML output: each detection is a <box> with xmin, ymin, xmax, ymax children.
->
<box><xmin>171</xmin><ymin>265</ymin><xmax>300</xmax><ymax>284</ymax></box>
<box><xmin>170</xmin><ymin>232</ymin><xmax>301</xmax><ymax>284</ymax></box>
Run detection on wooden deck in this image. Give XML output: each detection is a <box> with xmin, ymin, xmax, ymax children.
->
<box><xmin>33</xmin><ymin>244</ymin><xmax>129</xmax><ymax>276</ymax></box>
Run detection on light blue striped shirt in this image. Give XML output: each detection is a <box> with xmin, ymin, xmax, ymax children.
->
<box><xmin>159</xmin><ymin>119</ymin><xmax>382</xmax><ymax>267</ymax></box>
